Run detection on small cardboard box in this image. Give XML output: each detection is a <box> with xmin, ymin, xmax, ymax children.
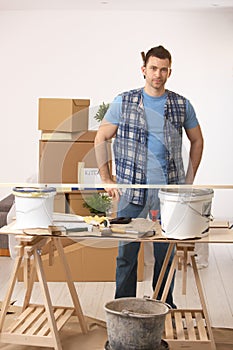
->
<box><xmin>38</xmin><ymin>98</ymin><xmax>90</xmax><ymax>132</ymax></box>
<box><xmin>67</xmin><ymin>191</ymin><xmax>105</xmax><ymax>216</ymax></box>
<box><xmin>39</xmin><ymin>131</ymin><xmax>112</xmax><ymax>183</ymax></box>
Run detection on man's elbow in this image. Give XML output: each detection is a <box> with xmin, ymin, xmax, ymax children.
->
<box><xmin>193</xmin><ymin>131</ymin><xmax>204</xmax><ymax>153</ymax></box>
<box><xmin>197</xmin><ymin>135</ymin><xmax>204</xmax><ymax>153</ymax></box>
<box><xmin>94</xmin><ymin>130</ymin><xmax>105</xmax><ymax>148</ymax></box>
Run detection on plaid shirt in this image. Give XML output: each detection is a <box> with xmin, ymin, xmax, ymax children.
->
<box><xmin>113</xmin><ymin>88</ymin><xmax>186</xmax><ymax>205</ymax></box>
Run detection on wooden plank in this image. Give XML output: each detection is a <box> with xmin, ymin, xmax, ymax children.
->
<box><xmin>0</xmin><ymin>333</ymin><xmax>54</xmax><ymax>347</ymax></box>
<box><xmin>182</xmin><ymin>247</ymin><xmax>188</xmax><ymax>294</ymax></box>
<box><xmin>11</xmin><ymin>306</ymin><xmax>44</xmax><ymax>335</ymax></box>
<box><xmin>166</xmin><ymin>339</ymin><xmax>212</xmax><ymax>350</ymax></box>
<box><xmin>55</xmin><ymin>308</ymin><xmax>74</xmax><ymax>332</ymax></box>
<box><xmin>26</xmin><ymin>311</ymin><xmax>47</xmax><ymax>335</ymax></box>
<box><xmin>164</xmin><ymin>312</ymin><xmax>174</xmax><ymax>339</ymax></box>
<box><xmin>7</xmin><ymin>306</ymin><xmax>35</xmax><ymax>333</ymax></box>
<box><xmin>37</xmin><ymin>308</ymin><xmax>64</xmax><ymax>336</ymax></box>
<box><xmin>184</xmin><ymin>311</ymin><xmax>196</xmax><ymax>340</ymax></box>
<box><xmin>195</xmin><ymin>312</ymin><xmax>208</xmax><ymax>340</ymax></box>
<box><xmin>174</xmin><ymin>312</ymin><xmax>185</xmax><ymax>340</ymax></box>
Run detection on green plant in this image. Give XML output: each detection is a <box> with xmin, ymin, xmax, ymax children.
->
<box><xmin>83</xmin><ymin>193</ymin><xmax>112</xmax><ymax>215</ymax></box>
<box><xmin>94</xmin><ymin>102</ymin><xmax>110</xmax><ymax>122</ymax></box>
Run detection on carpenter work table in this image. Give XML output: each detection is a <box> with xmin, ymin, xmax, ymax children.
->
<box><xmin>0</xmin><ymin>218</ymin><xmax>232</xmax><ymax>350</ymax></box>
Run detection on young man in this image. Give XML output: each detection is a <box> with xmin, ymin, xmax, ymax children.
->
<box><xmin>94</xmin><ymin>45</ymin><xmax>203</xmax><ymax>307</ymax></box>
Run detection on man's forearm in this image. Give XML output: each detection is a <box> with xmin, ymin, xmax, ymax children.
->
<box><xmin>185</xmin><ymin>138</ymin><xmax>203</xmax><ymax>184</ymax></box>
<box><xmin>94</xmin><ymin>120</ymin><xmax>120</xmax><ymax>198</ymax></box>
<box><xmin>95</xmin><ymin>135</ymin><xmax>112</xmax><ymax>182</ymax></box>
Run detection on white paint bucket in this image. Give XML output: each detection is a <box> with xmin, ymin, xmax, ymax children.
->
<box><xmin>158</xmin><ymin>188</ymin><xmax>214</xmax><ymax>239</ymax></box>
<box><xmin>12</xmin><ymin>187</ymin><xmax>56</xmax><ymax>229</ymax></box>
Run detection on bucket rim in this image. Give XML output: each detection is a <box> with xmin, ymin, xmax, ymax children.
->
<box><xmin>13</xmin><ymin>186</ymin><xmax>56</xmax><ymax>197</ymax></box>
<box><xmin>158</xmin><ymin>188</ymin><xmax>214</xmax><ymax>199</ymax></box>
<box><xmin>104</xmin><ymin>298</ymin><xmax>170</xmax><ymax>318</ymax></box>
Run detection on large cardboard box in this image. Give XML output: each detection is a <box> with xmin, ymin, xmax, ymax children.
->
<box><xmin>38</xmin><ymin>98</ymin><xmax>90</xmax><ymax>132</ymax></box>
<box><xmin>18</xmin><ymin>239</ymin><xmax>144</xmax><ymax>282</ymax></box>
<box><xmin>39</xmin><ymin>131</ymin><xmax>111</xmax><ymax>183</ymax></box>
<box><xmin>44</xmin><ymin>240</ymin><xmax>144</xmax><ymax>282</ymax></box>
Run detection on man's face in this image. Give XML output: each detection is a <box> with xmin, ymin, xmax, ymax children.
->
<box><xmin>142</xmin><ymin>56</ymin><xmax>171</xmax><ymax>92</ymax></box>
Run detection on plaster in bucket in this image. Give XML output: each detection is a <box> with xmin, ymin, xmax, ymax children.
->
<box><xmin>158</xmin><ymin>188</ymin><xmax>214</xmax><ymax>239</ymax></box>
<box><xmin>12</xmin><ymin>187</ymin><xmax>56</xmax><ymax>229</ymax></box>
<box><xmin>104</xmin><ymin>297</ymin><xmax>170</xmax><ymax>350</ymax></box>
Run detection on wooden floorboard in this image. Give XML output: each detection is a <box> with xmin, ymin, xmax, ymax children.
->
<box><xmin>174</xmin><ymin>267</ymin><xmax>201</xmax><ymax>309</ymax></box>
<box><xmin>228</xmin><ymin>244</ymin><xmax>233</xmax><ymax>260</ymax></box>
<box><xmin>199</xmin><ymin>244</ymin><xmax>233</xmax><ymax>328</ymax></box>
<box><xmin>95</xmin><ymin>282</ymin><xmax>115</xmax><ymax>321</ymax></box>
<box><xmin>212</xmin><ymin>244</ymin><xmax>233</xmax><ymax>315</ymax></box>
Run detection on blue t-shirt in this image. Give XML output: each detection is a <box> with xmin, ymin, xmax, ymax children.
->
<box><xmin>105</xmin><ymin>90</ymin><xmax>199</xmax><ymax>184</ymax></box>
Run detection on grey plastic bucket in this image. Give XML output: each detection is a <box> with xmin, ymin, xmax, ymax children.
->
<box><xmin>104</xmin><ymin>298</ymin><xmax>170</xmax><ymax>350</ymax></box>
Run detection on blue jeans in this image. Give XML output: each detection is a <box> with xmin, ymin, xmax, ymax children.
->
<box><xmin>115</xmin><ymin>189</ymin><xmax>176</xmax><ymax>308</ymax></box>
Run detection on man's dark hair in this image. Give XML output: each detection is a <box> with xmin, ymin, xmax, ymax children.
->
<box><xmin>144</xmin><ymin>45</ymin><xmax>172</xmax><ymax>66</ymax></box>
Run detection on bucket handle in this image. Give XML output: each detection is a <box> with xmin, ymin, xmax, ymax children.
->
<box><xmin>143</xmin><ymin>297</ymin><xmax>172</xmax><ymax>310</ymax></box>
<box><xmin>121</xmin><ymin>309</ymin><xmax>145</xmax><ymax>317</ymax></box>
<box><xmin>121</xmin><ymin>299</ymin><xmax>171</xmax><ymax>318</ymax></box>
<box><xmin>181</xmin><ymin>200</ymin><xmax>214</xmax><ymax>222</ymax></box>
<box><xmin>121</xmin><ymin>309</ymin><xmax>164</xmax><ymax>318</ymax></box>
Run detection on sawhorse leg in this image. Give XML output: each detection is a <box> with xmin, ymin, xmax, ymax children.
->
<box><xmin>190</xmin><ymin>254</ymin><xmax>216</xmax><ymax>350</ymax></box>
<box><xmin>152</xmin><ymin>243</ymin><xmax>216</xmax><ymax>350</ymax></box>
<box><xmin>0</xmin><ymin>236</ymin><xmax>88</xmax><ymax>350</ymax></box>
<box><xmin>152</xmin><ymin>242</ymin><xmax>176</xmax><ymax>301</ymax></box>
<box><xmin>33</xmin><ymin>247</ymin><xmax>63</xmax><ymax>350</ymax></box>
<box><xmin>53</xmin><ymin>238</ymin><xmax>88</xmax><ymax>334</ymax></box>
<box><xmin>0</xmin><ymin>245</ymin><xmax>24</xmax><ymax>331</ymax></box>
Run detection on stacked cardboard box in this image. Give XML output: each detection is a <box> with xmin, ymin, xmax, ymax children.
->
<box><xmin>38</xmin><ymin>98</ymin><xmax>90</xmax><ymax>133</ymax></box>
<box><xmin>39</xmin><ymin>131</ymin><xmax>101</xmax><ymax>183</ymax></box>
<box><xmin>38</xmin><ymin>98</ymin><xmax>92</xmax><ymax>183</ymax></box>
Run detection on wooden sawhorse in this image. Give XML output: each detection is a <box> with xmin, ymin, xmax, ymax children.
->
<box><xmin>153</xmin><ymin>242</ymin><xmax>216</xmax><ymax>350</ymax></box>
<box><xmin>0</xmin><ymin>235</ymin><xmax>88</xmax><ymax>350</ymax></box>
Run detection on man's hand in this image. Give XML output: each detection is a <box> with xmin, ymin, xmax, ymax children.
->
<box><xmin>103</xmin><ymin>178</ymin><xmax>121</xmax><ymax>201</ymax></box>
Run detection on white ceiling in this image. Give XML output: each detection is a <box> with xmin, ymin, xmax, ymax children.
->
<box><xmin>0</xmin><ymin>0</ymin><xmax>233</xmax><ymax>11</ymax></box>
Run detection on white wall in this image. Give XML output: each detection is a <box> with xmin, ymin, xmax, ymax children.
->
<box><xmin>0</xmin><ymin>9</ymin><xmax>232</xmax><ymax>218</ymax></box>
